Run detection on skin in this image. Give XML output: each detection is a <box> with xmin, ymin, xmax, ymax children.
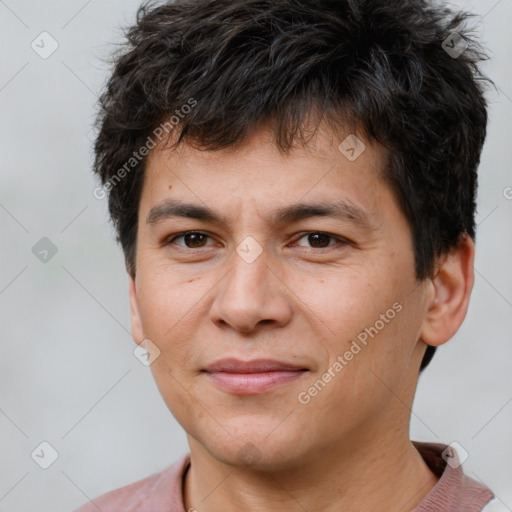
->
<box><xmin>128</xmin><ymin>122</ymin><xmax>475</xmax><ymax>512</ymax></box>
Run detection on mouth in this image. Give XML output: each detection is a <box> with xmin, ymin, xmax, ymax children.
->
<box><xmin>202</xmin><ymin>358</ymin><xmax>310</xmax><ymax>395</ymax></box>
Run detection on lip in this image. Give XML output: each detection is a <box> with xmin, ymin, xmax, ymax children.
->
<box><xmin>203</xmin><ymin>358</ymin><xmax>308</xmax><ymax>373</ymax></box>
<box><xmin>203</xmin><ymin>358</ymin><xmax>309</xmax><ymax>395</ymax></box>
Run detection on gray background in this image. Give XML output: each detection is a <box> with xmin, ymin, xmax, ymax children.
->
<box><xmin>0</xmin><ymin>1</ymin><xmax>510</xmax><ymax>511</ymax></box>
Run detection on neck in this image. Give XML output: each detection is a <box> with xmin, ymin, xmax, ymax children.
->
<box><xmin>183</xmin><ymin>426</ymin><xmax>439</xmax><ymax>512</ymax></box>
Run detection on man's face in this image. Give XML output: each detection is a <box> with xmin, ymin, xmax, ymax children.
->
<box><xmin>129</xmin><ymin>124</ymin><xmax>431</xmax><ymax>468</ymax></box>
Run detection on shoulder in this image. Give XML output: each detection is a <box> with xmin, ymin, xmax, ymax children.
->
<box><xmin>73</xmin><ymin>454</ymin><xmax>191</xmax><ymax>512</ymax></box>
<box><xmin>73</xmin><ymin>470</ymin><xmax>164</xmax><ymax>512</ymax></box>
<box><xmin>412</xmin><ymin>441</ymin><xmax>495</xmax><ymax>511</ymax></box>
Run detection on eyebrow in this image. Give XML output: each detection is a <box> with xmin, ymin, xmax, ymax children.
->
<box><xmin>146</xmin><ymin>198</ymin><xmax>373</xmax><ymax>230</ymax></box>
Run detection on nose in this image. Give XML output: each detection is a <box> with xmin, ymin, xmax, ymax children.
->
<box><xmin>209</xmin><ymin>243</ymin><xmax>293</xmax><ymax>334</ymax></box>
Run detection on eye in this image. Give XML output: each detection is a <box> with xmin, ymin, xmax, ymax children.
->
<box><xmin>292</xmin><ymin>232</ymin><xmax>347</xmax><ymax>249</ymax></box>
<box><xmin>163</xmin><ymin>230</ymin><xmax>349</xmax><ymax>251</ymax></box>
<box><xmin>164</xmin><ymin>231</ymin><xmax>214</xmax><ymax>249</ymax></box>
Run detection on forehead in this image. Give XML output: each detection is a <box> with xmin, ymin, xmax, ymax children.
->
<box><xmin>139</xmin><ymin>123</ymin><xmax>392</xmax><ymax>226</ymax></box>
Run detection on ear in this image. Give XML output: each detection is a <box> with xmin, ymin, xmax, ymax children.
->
<box><xmin>129</xmin><ymin>276</ymin><xmax>144</xmax><ymax>345</ymax></box>
<box><xmin>419</xmin><ymin>234</ymin><xmax>475</xmax><ymax>347</ymax></box>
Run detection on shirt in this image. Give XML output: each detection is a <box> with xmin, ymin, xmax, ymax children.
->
<box><xmin>74</xmin><ymin>441</ymin><xmax>495</xmax><ymax>511</ymax></box>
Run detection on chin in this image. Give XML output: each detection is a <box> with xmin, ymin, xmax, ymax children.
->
<box><xmin>198</xmin><ymin>425</ymin><xmax>311</xmax><ymax>472</ymax></box>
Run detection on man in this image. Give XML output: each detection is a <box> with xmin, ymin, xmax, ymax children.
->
<box><xmin>77</xmin><ymin>0</ymin><xmax>497</xmax><ymax>510</ymax></box>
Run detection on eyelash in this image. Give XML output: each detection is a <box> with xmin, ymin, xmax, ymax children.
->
<box><xmin>163</xmin><ymin>231</ymin><xmax>349</xmax><ymax>250</ymax></box>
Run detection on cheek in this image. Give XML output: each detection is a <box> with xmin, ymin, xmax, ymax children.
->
<box><xmin>295</xmin><ymin>263</ymin><xmax>418</xmax><ymax>389</ymax></box>
<box><xmin>137</xmin><ymin>269</ymin><xmax>208</xmax><ymax>422</ymax></box>
<box><xmin>136</xmin><ymin>264</ymin><xmax>208</xmax><ymax>365</ymax></box>
<box><xmin>289</xmin><ymin>266</ymin><xmax>397</xmax><ymax>345</ymax></box>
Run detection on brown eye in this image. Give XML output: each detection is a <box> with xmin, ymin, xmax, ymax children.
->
<box><xmin>308</xmin><ymin>233</ymin><xmax>332</xmax><ymax>248</ymax></box>
<box><xmin>166</xmin><ymin>231</ymin><xmax>212</xmax><ymax>248</ymax></box>
<box><xmin>295</xmin><ymin>232</ymin><xmax>339</xmax><ymax>249</ymax></box>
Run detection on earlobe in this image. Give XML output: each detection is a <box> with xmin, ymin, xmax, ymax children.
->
<box><xmin>419</xmin><ymin>234</ymin><xmax>475</xmax><ymax>348</ymax></box>
<box><xmin>129</xmin><ymin>276</ymin><xmax>144</xmax><ymax>344</ymax></box>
